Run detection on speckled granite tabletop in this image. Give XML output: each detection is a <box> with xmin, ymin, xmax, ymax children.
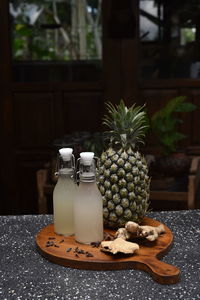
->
<box><xmin>0</xmin><ymin>210</ymin><xmax>200</xmax><ymax>300</ymax></box>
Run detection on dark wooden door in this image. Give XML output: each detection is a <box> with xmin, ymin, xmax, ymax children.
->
<box><xmin>1</xmin><ymin>0</ymin><xmax>200</xmax><ymax>214</ymax></box>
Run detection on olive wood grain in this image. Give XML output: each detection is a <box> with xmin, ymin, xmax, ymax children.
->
<box><xmin>35</xmin><ymin>217</ymin><xmax>180</xmax><ymax>284</ymax></box>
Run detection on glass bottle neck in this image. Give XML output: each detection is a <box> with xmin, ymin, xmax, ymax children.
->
<box><xmin>78</xmin><ymin>158</ymin><xmax>97</xmax><ymax>183</ymax></box>
<box><xmin>59</xmin><ymin>168</ymin><xmax>74</xmax><ymax>176</ymax></box>
<box><xmin>79</xmin><ymin>174</ymin><xmax>96</xmax><ymax>183</ymax></box>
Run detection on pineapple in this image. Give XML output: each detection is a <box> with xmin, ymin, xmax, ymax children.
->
<box><xmin>98</xmin><ymin>100</ymin><xmax>150</xmax><ymax>229</ymax></box>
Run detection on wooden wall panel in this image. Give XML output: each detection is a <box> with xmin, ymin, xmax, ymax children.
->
<box><xmin>62</xmin><ymin>92</ymin><xmax>103</xmax><ymax>133</ymax></box>
<box><xmin>140</xmin><ymin>88</ymin><xmax>179</xmax><ymax>115</ymax></box>
<box><xmin>13</xmin><ymin>92</ymin><xmax>55</xmax><ymax>148</ymax></box>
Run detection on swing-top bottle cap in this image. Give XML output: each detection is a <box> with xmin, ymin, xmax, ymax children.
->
<box><xmin>59</xmin><ymin>148</ymin><xmax>73</xmax><ymax>161</ymax></box>
<box><xmin>80</xmin><ymin>152</ymin><xmax>94</xmax><ymax>165</ymax></box>
<box><xmin>79</xmin><ymin>152</ymin><xmax>95</xmax><ymax>182</ymax></box>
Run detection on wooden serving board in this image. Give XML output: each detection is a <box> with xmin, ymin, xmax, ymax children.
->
<box><xmin>35</xmin><ymin>217</ymin><xmax>180</xmax><ymax>284</ymax></box>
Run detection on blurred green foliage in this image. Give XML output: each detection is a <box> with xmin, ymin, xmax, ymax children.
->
<box><xmin>151</xmin><ymin>96</ymin><xmax>197</xmax><ymax>155</ymax></box>
<box><xmin>11</xmin><ymin>0</ymin><xmax>101</xmax><ymax>61</ymax></box>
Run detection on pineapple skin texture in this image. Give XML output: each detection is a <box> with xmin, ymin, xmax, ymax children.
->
<box><xmin>98</xmin><ymin>147</ymin><xmax>150</xmax><ymax>229</ymax></box>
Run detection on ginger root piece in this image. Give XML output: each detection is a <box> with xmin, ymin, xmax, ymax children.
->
<box><xmin>100</xmin><ymin>238</ymin><xmax>139</xmax><ymax>255</ymax></box>
<box><xmin>114</xmin><ymin>228</ymin><xmax>132</xmax><ymax>240</ymax></box>
<box><xmin>115</xmin><ymin>222</ymin><xmax>165</xmax><ymax>242</ymax></box>
<box><xmin>138</xmin><ymin>224</ymin><xmax>165</xmax><ymax>241</ymax></box>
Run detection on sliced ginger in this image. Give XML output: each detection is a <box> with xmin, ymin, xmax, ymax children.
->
<box><xmin>100</xmin><ymin>238</ymin><xmax>139</xmax><ymax>255</ymax></box>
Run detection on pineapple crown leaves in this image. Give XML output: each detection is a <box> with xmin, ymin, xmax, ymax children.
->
<box><xmin>102</xmin><ymin>100</ymin><xmax>149</xmax><ymax>149</ymax></box>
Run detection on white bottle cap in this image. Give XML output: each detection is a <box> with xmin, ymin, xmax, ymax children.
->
<box><xmin>80</xmin><ymin>152</ymin><xmax>94</xmax><ymax>165</ymax></box>
<box><xmin>59</xmin><ymin>148</ymin><xmax>73</xmax><ymax>161</ymax></box>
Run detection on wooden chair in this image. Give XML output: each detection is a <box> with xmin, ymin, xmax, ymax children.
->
<box><xmin>150</xmin><ymin>156</ymin><xmax>200</xmax><ymax>209</ymax></box>
<box><xmin>36</xmin><ymin>168</ymin><xmax>50</xmax><ymax>214</ymax></box>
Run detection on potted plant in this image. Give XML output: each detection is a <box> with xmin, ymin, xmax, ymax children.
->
<box><xmin>149</xmin><ymin>96</ymin><xmax>196</xmax><ymax>180</ymax></box>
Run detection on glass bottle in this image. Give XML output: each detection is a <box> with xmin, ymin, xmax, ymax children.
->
<box><xmin>74</xmin><ymin>152</ymin><xmax>104</xmax><ymax>244</ymax></box>
<box><xmin>53</xmin><ymin>148</ymin><xmax>76</xmax><ymax>236</ymax></box>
